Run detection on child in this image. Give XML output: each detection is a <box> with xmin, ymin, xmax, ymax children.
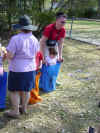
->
<box><xmin>39</xmin><ymin>47</ymin><xmax>62</xmax><ymax>92</ymax></box>
<box><xmin>45</xmin><ymin>47</ymin><xmax>58</xmax><ymax>66</ymax></box>
<box><xmin>36</xmin><ymin>51</ymin><xmax>43</xmax><ymax>70</ymax></box>
<box><xmin>0</xmin><ymin>43</ymin><xmax>7</xmax><ymax>110</ymax></box>
<box><xmin>29</xmin><ymin>51</ymin><xmax>43</xmax><ymax>104</ymax></box>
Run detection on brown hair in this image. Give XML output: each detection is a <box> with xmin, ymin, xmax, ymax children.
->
<box><xmin>48</xmin><ymin>48</ymin><xmax>57</xmax><ymax>56</ymax></box>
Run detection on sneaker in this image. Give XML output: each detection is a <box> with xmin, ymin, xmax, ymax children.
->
<box><xmin>19</xmin><ymin>107</ymin><xmax>28</xmax><ymax>115</ymax></box>
<box><xmin>56</xmin><ymin>81</ymin><xmax>62</xmax><ymax>86</ymax></box>
<box><xmin>88</xmin><ymin>126</ymin><xmax>95</xmax><ymax>133</ymax></box>
<box><xmin>98</xmin><ymin>101</ymin><xmax>100</xmax><ymax>108</ymax></box>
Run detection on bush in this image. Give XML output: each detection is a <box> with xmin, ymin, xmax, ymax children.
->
<box><xmin>0</xmin><ymin>16</ymin><xmax>10</xmax><ymax>40</ymax></box>
<box><xmin>84</xmin><ymin>8</ymin><xmax>97</xmax><ymax>18</ymax></box>
<box><xmin>33</xmin><ymin>11</ymin><xmax>56</xmax><ymax>38</ymax></box>
<box><xmin>68</xmin><ymin>8</ymin><xmax>97</xmax><ymax>18</ymax></box>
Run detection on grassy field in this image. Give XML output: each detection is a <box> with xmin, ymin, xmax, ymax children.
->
<box><xmin>66</xmin><ymin>20</ymin><xmax>100</xmax><ymax>40</ymax></box>
<box><xmin>67</xmin><ymin>20</ymin><xmax>100</xmax><ymax>25</ymax></box>
<box><xmin>1</xmin><ymin>39</ymin><xmax>100</xmax><ymax>133</ymax></box>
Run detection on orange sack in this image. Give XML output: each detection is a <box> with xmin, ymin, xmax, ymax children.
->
<box><xmin>29</xmin><ymin>72</ymin><xmax>42</xmax><ymax>104</ymax></box>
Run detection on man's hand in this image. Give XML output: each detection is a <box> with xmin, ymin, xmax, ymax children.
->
<box><xmin>57</xmin><ymin>56</ymin><xmax>63</xmax><ymax>62</ymax></box>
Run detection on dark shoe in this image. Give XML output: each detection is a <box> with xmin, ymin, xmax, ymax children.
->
<box><xmin>98</xmin><ymin>101</ymin><xmax>100</xmax><ymax>108</ymax></box>
<box><xmin>88</xmin><ymin>126</ymin><xmax>95</xmax><ymax>133</ymax></box>
<box><xmin>19</xmin><ymin>107</ymin><xmax>28</xmax><ymax>115</ymax></box>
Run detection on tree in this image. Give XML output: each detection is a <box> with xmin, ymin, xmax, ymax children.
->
<box><xmin>0</xmin><ymin>0</ymin><xmax>98</xmax><ymax>40</ymax></box>
<box><xmin>97</xmin><ymin>0</ymin><xmax>100</xmax><ymax>18</ymax></box>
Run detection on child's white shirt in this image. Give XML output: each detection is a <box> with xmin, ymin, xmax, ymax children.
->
<box><xmin>45</xmin><ymin>56</ymin><xmax>57</xmax><ymax>65</ymax></box>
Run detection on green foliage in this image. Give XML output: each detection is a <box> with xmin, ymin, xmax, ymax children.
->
<box><xmin>0</xmin><ymin>15</ymin><xmax>10</xmax><ymax>39</ymax></box>
<box><xmin>84</xmin><ymin>8</ymin><xmax>97</xmax><ymax>18</ymax></box>
<box><xmin>68</xmin><ymin>7</ymin><xmax>97</xmax><ymax>18</ymax></box>
<box><xmin>67</xmin><ymin>0</ymin><xmax>98</xmax><ymax>18</ymax></box>
<box><xmin>33</xmin><ymin>11</ymin><xmax>56</xmax><ymax>38</ymax></box>
<box><xmin>0</xmin><ymin>0</ymin><xmax>99</xmax><ymax>40</ymax></box>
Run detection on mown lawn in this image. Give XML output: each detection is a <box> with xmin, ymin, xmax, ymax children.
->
<box><xmin>66</xmin><ymin>20</ymin><xmax>100</xmax><ymax>40</ymax></box>
<box><xmin>0</xmin><ymin>39</ymin><xmax>100</xmax><ymax>133</ymax></box>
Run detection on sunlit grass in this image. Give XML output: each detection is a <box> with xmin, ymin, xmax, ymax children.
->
<box><xmin>65</xmin><ymin>20</ymin><xmax>100</xmax><ymax>40</ymax></box>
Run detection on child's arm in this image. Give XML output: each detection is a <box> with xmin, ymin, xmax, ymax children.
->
<box><xmin>38</xmin><ymin>60</ymin><xmax>42</xmax><ymax>69</ymax></box>
<box><xmin>36</xmin><ymin>51</ymin><xmax>43</xmax><ymax>70</ymax></box>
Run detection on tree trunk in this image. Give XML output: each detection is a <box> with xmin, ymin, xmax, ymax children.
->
<box><xmin>7</xmin><ymin>0</ymin><xmax>12</xmax><ymax>30</ymax></box>
<box><xmin>23</xmin><ymin>0</ymin><xmax>26</xmax><ymax>12</ymax></box>
<box><xmin>97</xmin><ymin>0</ymin><xmax>100</xmax><ymax>18</ymax></box>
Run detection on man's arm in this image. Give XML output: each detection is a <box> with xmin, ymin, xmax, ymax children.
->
<box><xmin>58</xmin><ymin>38</ymin><xmax>65</xmax><ymax>61</ymax></box>
<box><xmin>39</xmin><ymin>35</ymin><xmax>48</xmax><ymax>58</ymax></box>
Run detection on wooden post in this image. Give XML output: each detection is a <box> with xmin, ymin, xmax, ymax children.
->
<box><xmin>69</xmin><ymin>16</ymin><xmax>74</xmax><ymax>39</ymax></box>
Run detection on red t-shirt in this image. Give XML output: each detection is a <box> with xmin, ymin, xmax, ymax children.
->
<box><xmin>36</xmin><ymin>51</ymin><xmax>43</xmax><ymax>70</ymax></box>
<box><xmin>43</xmin><ymin>23</ymin><xmax>66</xmax><ymax>40</ymax></box>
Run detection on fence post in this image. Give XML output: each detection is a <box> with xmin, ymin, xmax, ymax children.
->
<box><xmin>69</xmin><ymin>16</ymin><xmax>74</xmax><ymax>39</ymax></box>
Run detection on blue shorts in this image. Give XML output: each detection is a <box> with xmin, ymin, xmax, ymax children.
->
<box><xmin>8</xmin><ymin>71</ymin><xmax>36</xmax><ymax>92</ymax></box>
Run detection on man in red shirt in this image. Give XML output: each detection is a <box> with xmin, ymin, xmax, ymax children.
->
<box><xmin>40</xmin><ymin>12</ymin><xmax>66</xmax><ymax>62</ymax></box>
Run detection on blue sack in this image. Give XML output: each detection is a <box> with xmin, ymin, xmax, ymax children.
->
<box><xmin>0</xmin><ymin>72</ymin><xmax>7</xmax><ymax>109</ymax></box>
<box><xmin>39</xmin><ymin>62</ymin><xmax>61</xmax><ymax>92</ymax></box>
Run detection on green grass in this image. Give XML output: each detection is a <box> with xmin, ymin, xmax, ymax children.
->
<box><xmin>66</xmin><ymin>20</ymin><xmax>100</xmax><ymax>25</ymax></box>
<box><xmin>65</xmin><ymin>20</ymin><xmax>100</xmax><ymax>40</ymax></box>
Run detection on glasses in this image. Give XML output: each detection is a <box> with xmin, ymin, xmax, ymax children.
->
<box><xmin>60</xmin><ymin>21</ymin><xmax>66</xmax><ymax>24</ymax></box>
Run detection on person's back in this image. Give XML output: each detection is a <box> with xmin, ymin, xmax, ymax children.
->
<box><xmin>4</xmin><ymin>15</ymin><xmax>40</xmax><ymax>118</ymax></box>
<box><xmin>7</xmin><ymin>31</ymin><xmax>39</xmax><ymax>72</ymax></box>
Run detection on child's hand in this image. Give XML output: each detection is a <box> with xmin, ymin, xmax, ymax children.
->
<box><xmin>1</xmin><ymin>47</ymin><xmax>7</xmax><ymax>54</ymax></box>
<box><xmin>37</xmin><ymin>65</ymin><xmax>41</xmax><ymax>69</ymax></box>
<box><xmin>0</xmin><ymin>47</ymin><xmax>7</xmax><ymax>58</ymax></box>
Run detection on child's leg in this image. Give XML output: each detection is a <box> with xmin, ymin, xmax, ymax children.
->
<box><xmin>21</xmin><ymin>91</ymin><xmax>30</xmax><ymax>113</ymax></box>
